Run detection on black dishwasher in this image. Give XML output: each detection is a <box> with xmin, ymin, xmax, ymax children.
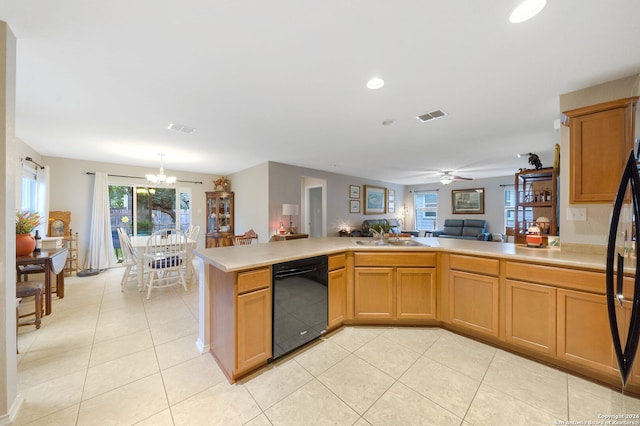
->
<box><xmin>271</xmin><ymin>255</ymin><xmax>328</xmax><ymax>360</ymax></box>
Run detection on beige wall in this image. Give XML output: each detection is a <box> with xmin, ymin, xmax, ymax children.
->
<box><xmin>559</xmin><ymin>74</ymin><xmax>640</xmax><ymax>246</ymax></box>
<box><xmin>407</xmin><ymin>175</ymin><xmax>515</xmax><ymax>235</ymax></box>
<box><xmin>41</xmin><ymin>156</ymin><xmax>217</xmax><ymax>267</ymax></box>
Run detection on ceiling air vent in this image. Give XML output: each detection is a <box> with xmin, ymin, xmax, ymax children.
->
<box><xmin>417</xmin><ymin>109</ymin><xmax>448</xmax><ymax>123</ymax></box>
<box><xmin>168</xmin><ymin>123</ymin><xmax>196</xmax><ymax>134</ymax></box>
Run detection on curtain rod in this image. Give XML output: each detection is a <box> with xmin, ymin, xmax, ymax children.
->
<box><xmin>23</xmin><ymin>156</ymin><xmax>45</xmax><ymax>170</ymax></box>
<box><xmin>85</xmin><ymin>172</ymin><xmax>203</xmax><ymax>185</ymax></box>
<box><xmin>500</xmin><ymin>183</ymin><xmax>515</xmax><ymax>187</ymax></box>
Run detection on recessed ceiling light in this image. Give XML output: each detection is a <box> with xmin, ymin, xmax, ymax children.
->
<box><xmin>168</xmin><ymin>123</ymin><xmax>196</xmax><ymax>134</ymax></box>
<box><xmin>366</xmin><ymin>77</ymin><xmax>384</xmax><ymax>90</ymax></box>
<box><xmin>509</xmin><ymin>0</ymin><xmax>546</xmax><ymax>23</ymax></box>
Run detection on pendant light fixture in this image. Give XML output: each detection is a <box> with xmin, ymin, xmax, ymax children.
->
<box><xmin>146</xmin><ymin>154</ymin><xmax>177</xmax><ymax>187</ymax></box>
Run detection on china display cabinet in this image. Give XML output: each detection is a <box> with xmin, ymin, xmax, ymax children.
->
<box><xmin>514</xmin><ymin>167</ymin><xmax>558</xmax><ymax>245</ymax></box>
<box><xmin>206</xmin><ymin>191</ymin><xmax>234</xmax><ymax>247</ymax></box>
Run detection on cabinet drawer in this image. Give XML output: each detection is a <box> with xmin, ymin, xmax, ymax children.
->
<box><xmin>449</xmin><ymin>254</ymin><xmax>499</xmax><ymax>276</ymax></box>
<box><xmin>506</xmin><ymin>262</ymin><xmax>604</xmax><ymax>293</ymax></box>
<box><xmin>237</xmin><ymin>267</ymin><xmax>271</xmax><ymax>294</ymax></box>
<box><xmin>328</xmin><ymin>253</ymin><xmax>346</xmax><ymax>271</ymax></box>
<box><xmin>354</xmin><ymin>252</ymin><xmax>436</xmax><ymax>267</ymax></box>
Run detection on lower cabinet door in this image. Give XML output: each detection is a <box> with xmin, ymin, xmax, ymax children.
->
<box><xmin>505</xmin><ymin>280</ymin><xmax>556</xmax><ymax>355</ymax></box>
<box><xmin>236</xmin><ymin>287</ymin><xmax>272</xmax><ymax>373</ymax></box>
<box><xmin>396</xmin><ymin>267</ymin><xmax>436</xmax><ymax>320</ymax></box>
<box><xmin>449</xmin><ymin>271</ymin><xmax>499</xmax><ymax>337</ymax></box>
<box><xmin>328</xmin><ymin>268</ymin><xmax>347</xmax><ymax>330</ymax></box>
<box><xmin>354</xmin><ymin>267</ymin><xmax>394</xmax><ymax>319</ymax></box>
<box><xmin>557</xmin><ymin>288</ymin><xmax>616</xmax><ymax>376</ymax></box>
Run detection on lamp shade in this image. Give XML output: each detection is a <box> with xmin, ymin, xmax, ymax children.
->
<box><xmin>282</xmin><ymin>204</ymin><xmax>299</xmax><ymax>216</ymax></box>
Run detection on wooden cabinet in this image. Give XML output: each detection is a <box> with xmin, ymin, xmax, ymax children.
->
<box><xmin>514</xmin><ymin>167</ymin><xmax>558</xmax><ymax>244</ymax></box>
<box><xmin>237</xmin><ymin>287</ymin><xmax>271</xmax><ymax>372</ymax></box>
<box><xmin>448</xmin><ymin>255</ymin><xmax>500</xmax><ymax>337</ymax></box>
<box><xmin>563</xmin><ymin>97</ymin><xmax>638</xmax><ymax>203</ymax></box>
<box><xmin>556</xmin><ymin>288</ymin><xmax>616</xmax><ymax>376</ymax></box>
<box><xmin>209</xmin><ymin>265</ymin><xmax>271</xmax><ymax>382</ymax></box>
<box><xmin>328</xmin><ymin>254</ymin><xmax>347</xmax><ymax>330</ymax></box>
<box><xmin>354</xmin><ymin>252</ymin><xmax>436</xmax><ymax>321</ymax></box>
<box><xmin>206</xmin><ymin>191</ymin><xmax>234</xmax><ymax>247</ymax></box>
<box><xmin>396</xmin><ymin>268</ymin><xmax>436</xmax><ymax>320</ymax></box>
<box><xmin>505</xmin><ymin>279</ymin><xmax>556</xmax><ymax>356</ymax></box>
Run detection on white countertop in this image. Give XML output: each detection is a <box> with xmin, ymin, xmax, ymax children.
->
<box><xmin>194</xmin><ymin>237</ymin><xmax>611</xmax><ymax>273</ymax></box>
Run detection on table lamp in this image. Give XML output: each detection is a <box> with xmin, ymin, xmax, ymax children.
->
<box><xmin>282</xmin><ymin>204</ymin><xmax>299</xmax><ymax>233</ymax></box>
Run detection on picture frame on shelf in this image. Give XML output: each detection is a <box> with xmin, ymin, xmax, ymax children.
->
<box><xmin>349</xmin><ymin>185</ymin><xmax>360</xmax><ymax>199</ymax></box>
<box><xmin>349</xmin><ymin>199</ymin><xmax>360</xmax><ymax>214</ymax></box>
<box><xmin>364</xmin><ymin>185</ymin><xmax>386</xmax><ymax>214</ymax></box>
<box><xmin>452</xmin><ymin>188</ymin><xmax>485</xmax><ymax>214</ymax></box>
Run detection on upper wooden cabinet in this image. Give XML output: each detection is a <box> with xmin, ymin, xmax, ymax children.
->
<box><xmin>206</xmin><ymin>191</ymin><xmax>234</xmax><ymax>247</ymax></box>
<box><xmin>563</xmin><ymin>97</ymin><xmax>638</xmax><ymax>203</ymax></box>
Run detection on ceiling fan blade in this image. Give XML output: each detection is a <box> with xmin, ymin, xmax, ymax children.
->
<box><xmin>453</xmin><ymin>176</ymin><xmax>473</xmax><ymax>180</ymax></box>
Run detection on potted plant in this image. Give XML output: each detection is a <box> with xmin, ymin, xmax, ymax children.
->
<box><xmin>369</xmin><ymin>222</ymin><xmax>391</xmax><ymax>243</ymax></box>
<box><xmin>16</xmin><ymin>210</ymin><xmax>41</xmax><ymax>256</ymax></box>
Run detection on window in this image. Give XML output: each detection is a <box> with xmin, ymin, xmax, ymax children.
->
<box><xmin>414</xmin><ymin>191</ymin><xmax>438</xmax><ymax>231</ymax></box>
<box><xmin>109</xmin><ymin>184</ymin><xmax>190</xmax><ymax>237</ymax></box>
<box><xmin>504</xmin><ymin>187</ymin><xmax>515</xmax><ymax>229</ymax></box>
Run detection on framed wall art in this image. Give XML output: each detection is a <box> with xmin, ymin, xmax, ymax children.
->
<box><xmin>364</xmin><ymin>185</ymin><xmax>386</xmax><ymax>214</ymax></box>
<box><xmin>349</xmin><ymin>199</ymin><xmax>360</xmax><ymax>214</ymax></box>
<box><xmin>349</xmin><ymin>185</ymin><xmax>360</xmax><ymax>199</ymax></box>
<box><xmin>451</xmin><ymin>188</ymin><xmax>485</xmax><ymax>214</ymax></box>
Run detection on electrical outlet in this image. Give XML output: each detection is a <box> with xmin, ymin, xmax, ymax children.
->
<box><xmin>567</xmin><ymin>207</ymin><xmax>587</xmax><ymax>221</ymax></box>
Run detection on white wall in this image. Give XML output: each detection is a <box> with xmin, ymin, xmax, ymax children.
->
<box><xmin>230</xmin><ymin>162</ymin><xmax>270</xmax><ymax>242</ymax></box>
<box><xmin>42</xmin><ymin>156</ymin><xmax>217</xmax><ymax>267</ymax></box>
<box><xmin>559</xmin><ymin>74</ymin><xmax>640</xmax><ymax>246</ymax></box>
<box><xmin>407</xmin><ymin>175</ymin><xmax>515</xmax><ymax>235</ymax></box>
<box><xmin>0</xmin><ymin>21</ymin><xmax>20</xmax><ymax>425</ymax></box>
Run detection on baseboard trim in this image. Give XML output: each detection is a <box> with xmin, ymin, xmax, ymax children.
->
<box><xmin>0</xmin><ymin>394</ymin><xmax>24</xmax><ymax>426</ymax></box>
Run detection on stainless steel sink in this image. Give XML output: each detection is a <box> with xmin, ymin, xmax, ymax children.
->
<box><xmin>353</xmin><ymin>239</ymin><xmax>429</xmax><ymax>247</ymax></box>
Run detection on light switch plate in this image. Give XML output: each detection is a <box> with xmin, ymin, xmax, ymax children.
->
<box><xmin>567</xmin><ymin>207</ymin><xmax>587</xmax><ymax>221</ymax></box>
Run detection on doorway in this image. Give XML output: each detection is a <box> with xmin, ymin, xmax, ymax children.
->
<box><xmin>302</xmin><ymin>177</ymin><xmax>326</xmax><ymax>238</ymax></box>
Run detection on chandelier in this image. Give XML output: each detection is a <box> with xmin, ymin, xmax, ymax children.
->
<box><xmin>146</xmin><ymin>154</ymin><xmax>176</xmax><ymax>187</ymax></box>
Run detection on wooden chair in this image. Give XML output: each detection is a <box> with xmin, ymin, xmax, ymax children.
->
<box><xmin>143</xmin><ymin>229</ymin><xmax>188</xmax><ymax>299</ymax></box>
<box><xmin>231</xmin><ymin>229</ymin><xmax>258</xmax><ymax>246</ymax></box>
<box><xmin>16</xmin><ymin>280</ymin><xmax>45</xmax><ymax>329</ymax></box>
<box><xmin>117</xmin><ymin>227</ymin><xmax>141</xmax><ymax>291</ymax></box>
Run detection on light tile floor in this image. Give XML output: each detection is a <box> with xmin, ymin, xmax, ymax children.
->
<box><xmin>14</xmin><ymin>267</ymin><xmax>640</xmax><ymax>425</ymax></box>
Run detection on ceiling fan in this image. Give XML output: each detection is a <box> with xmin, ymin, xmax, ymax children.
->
<box><xmin>439</xmin><ymin>171</ymin><xmax>472</xmax><ymax>185</ymax></box>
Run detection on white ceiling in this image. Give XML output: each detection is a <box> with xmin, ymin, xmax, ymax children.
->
<box><xmin>1</xmin><ymin>1</ymin><xmax>639</xmax><ymax>185</ymax></box>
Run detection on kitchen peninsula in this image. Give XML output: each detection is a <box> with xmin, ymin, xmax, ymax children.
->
<box><xmin>194</xmin><ymin>237</ymin><xmax>638</xmax><ymax>394</ymax></box>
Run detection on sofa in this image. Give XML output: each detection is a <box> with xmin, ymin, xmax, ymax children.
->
<box><xmin>432</xmin><ymin>219</ymin><xmax>491</xmax><ymax>241</ymax></box>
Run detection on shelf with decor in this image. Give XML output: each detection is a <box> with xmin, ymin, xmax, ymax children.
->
<box><xmin>206</xmin><ymin>191</ymin><xmax>234</xmax><ymax>248</ymax></box>
<box><xmin>514</xmin><ymin>167</ymin><xmax>558</xmax><ymax>245</ymax></box>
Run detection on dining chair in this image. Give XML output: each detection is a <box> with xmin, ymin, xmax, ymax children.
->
<box><xmin>232</xmin><ymin>229</ymin><xmax>258</xmax><ymax>246</ymax></box>
<box><xmin>143</xmin><ymin>229</ymin><xmax>188</xmax><ymax>299</ymax></box>
<box><xmin>185</xmin><ymin>225</ymin><xmax>200</xmax><ymax>281</ymax></box>
<box><xmin>16</xmin><ymin>280</ymin><xmax>45</xmax><ymax>329</ymax></box>
<box><xmin>117</xmin><ymin>227</ymin><xmax>141</xmax><ymax>292</ymax></box>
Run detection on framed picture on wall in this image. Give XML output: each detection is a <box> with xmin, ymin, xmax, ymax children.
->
<box><xmin>349</xmin><ymin>185</ymin><xmax>360</xmax><ymax>199</ymax></box>
<box><xmin>349</xmin><ymin>199</ymin><xmax>360</xmax><ymax>213</ymax></box>
<box><xmin>364</xmin><ymin>185</ymin><xmax>386</xmax><ymax>214</ymax></box>
<box><xmin>452</xmin><ymin>188</ymin><xmax>485</xmax><ymax>214</ymax></box>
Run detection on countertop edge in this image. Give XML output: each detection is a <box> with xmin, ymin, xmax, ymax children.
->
<box><xmin>194</xmin><ymin>237</ymin><xmax>615</xmax><ymax>273</ymax></box>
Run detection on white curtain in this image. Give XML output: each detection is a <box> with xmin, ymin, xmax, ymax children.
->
<box><xmin>86</xmin><ymin>172</ymin><xmax>117</xmax><ymax>270</ymax></box>
<box><xmin>35</xmin><ymin>165</ymin><xmax>49</xmax><ymax>236</ymax></box>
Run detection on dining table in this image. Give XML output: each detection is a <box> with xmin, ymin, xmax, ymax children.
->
<box><xmin>16</xmin><ymin>247</ymin><xmax>68</xmax><ymax>315</ymax></box>
<box><xmin>129</xmin><ymin>235</ymin><xmax>197</xmax><ymax>290</ymax></box>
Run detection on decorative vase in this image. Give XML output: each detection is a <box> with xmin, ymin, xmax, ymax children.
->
<box><xmin>16</xmin><ymin>233</ymin><xmax>36</xmax><ymax>256</ymax></box>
